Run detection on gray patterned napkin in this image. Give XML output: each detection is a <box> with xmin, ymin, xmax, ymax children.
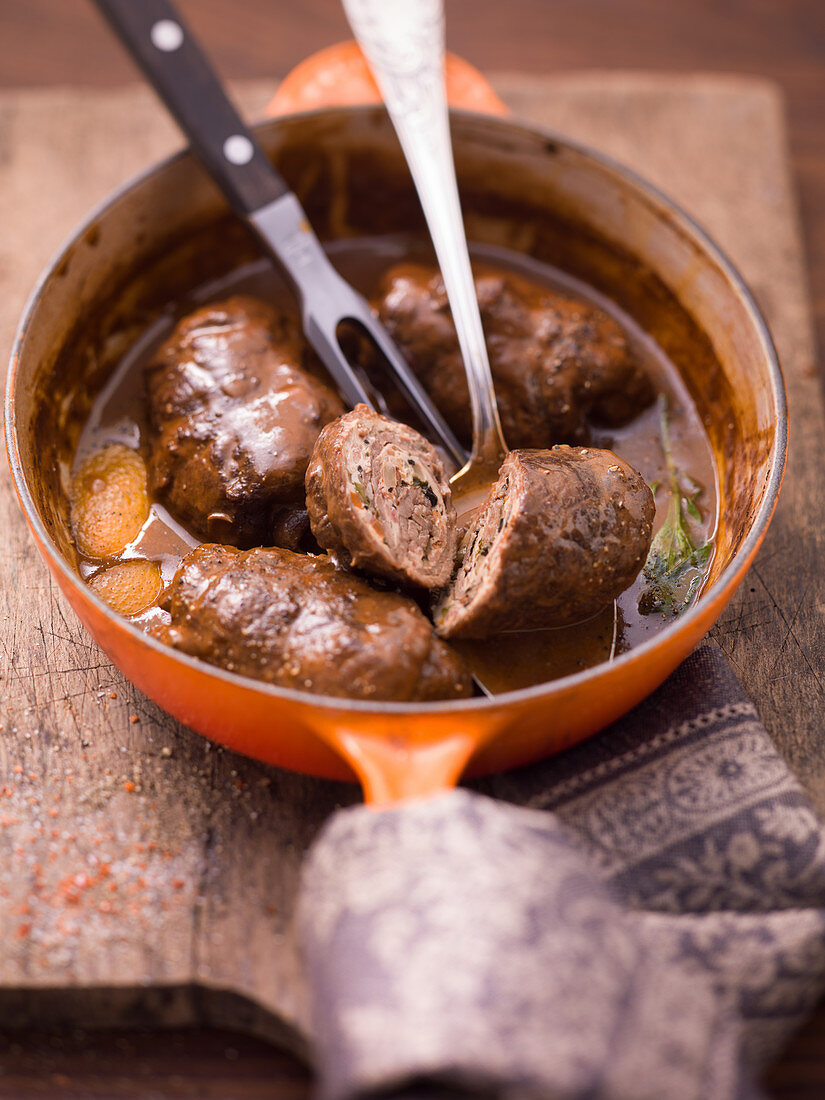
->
<box><xmin>298</xmin><ymin>645</ymin><xmax>825</xmax><ymax>1100</ymax></box>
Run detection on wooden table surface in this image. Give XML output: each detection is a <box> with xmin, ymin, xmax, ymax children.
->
<box><xmin>1</xmin><ymin>1</ymin><xmax>824</xmax><ymax>1097</ymax></box>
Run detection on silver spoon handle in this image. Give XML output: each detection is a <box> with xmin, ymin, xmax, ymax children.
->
<box><xmin>343</xmin><ymin>0</ymin><xmax>507</xmax><ymax>471</ymax></box>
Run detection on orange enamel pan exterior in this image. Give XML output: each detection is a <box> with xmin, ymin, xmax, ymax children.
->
<box><xmin>5</xmin><ymin>104</ymin><xmax>786</xmax><ymax>805</ymax></box>
<box><xmin>265</xmin><ymin>40</ymin><xmax>509</xmax><ymax>118</ymax></box>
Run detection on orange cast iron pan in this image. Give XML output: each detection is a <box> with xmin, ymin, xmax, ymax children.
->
<box><xmin>5</xmin><ymin>93</ymin><xmax>786</xmax><ymax>805</ymax></box>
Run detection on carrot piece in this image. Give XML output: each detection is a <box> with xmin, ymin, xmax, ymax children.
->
<box><xmin>88</xmin><ymin>560</ymin><xmax>163</xmax><ymax>617</ymax></box>
<box><xmin>70</xmin><ymin>444</ymin><xmax>149</xmax><ymax>559</ymax></box>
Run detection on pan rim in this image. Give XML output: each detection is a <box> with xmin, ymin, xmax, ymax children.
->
<box><xmin>4</xmin><ymin>105</ymin><xmax>788</xmax><ymax>718</ymax></box>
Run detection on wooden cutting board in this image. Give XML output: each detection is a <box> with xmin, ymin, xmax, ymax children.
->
<box><xmin>1</xmin><ymin>73</ymin><xmax>823</xmax><ymax>1043</ymax></box>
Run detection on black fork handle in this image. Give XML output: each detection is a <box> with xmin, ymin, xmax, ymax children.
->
<box><xmin>93</xmin><ymin>0</ymin><xmax>377</xmax><ymax>411</ymax></box>
<box><xmin>95</xmin><ymin>0</ymin><xmax>288</xmax><ymax>217</ymax></box>
<box><xmin>93</xmin><ymin>0</ymin><xmax>468</xmax><ymax>462</ymax></box>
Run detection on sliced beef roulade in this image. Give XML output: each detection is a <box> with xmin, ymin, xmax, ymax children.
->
<box><xmin>161</xmin><ymin>545</ymin><xmax>473</xmax><ymax>703</ymax></box>
<box><xmin>434</xmin><ymin>447</ymin><xmax>655</xmax><ymax>639</ymax></box>
<box><xmin>306</xmin><ymin>405</ymin><xmax>457</xmax><ymax>590</ymax></box>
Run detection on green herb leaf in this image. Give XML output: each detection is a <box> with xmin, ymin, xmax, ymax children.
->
<box><xmin>412</xmin><ymin>475</ymin><xmax>438</xmax><ymax>507</ymax></box>
<box><xmin>638</xmin><ymin>396</ymin><xmax>714</xmax><ymax>618</ymax></box>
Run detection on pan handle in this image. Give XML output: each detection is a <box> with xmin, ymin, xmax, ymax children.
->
<box><xmin>328</xmin><ymin>725</ymin><xmax>480</xmax><ymax>804</ymax></box>
<box><xmin>93</xmin><ymin>0</ymin><xmax>290</xmax><ymax>217</ymax></box>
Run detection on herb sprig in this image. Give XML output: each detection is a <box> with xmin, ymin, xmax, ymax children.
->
<box><xmin>638</xmin><ymin>397</ymin><xmax>713</xmax><ymax>618</ymax></box>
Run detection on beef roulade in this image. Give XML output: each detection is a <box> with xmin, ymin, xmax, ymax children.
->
<box><xmin>145</xmin><ymin>296</ymin><xmax>344</xmax><ymax>547</ymax></box>
<box><xmin>306</xmin><ymin>405</ymin><xmax>457</xmax><ymax>589</ymax></box>
<box><xmin>376</xmin><ymin>263</ymin><xmax>654</xmax><ymax>448</ymax></box>
<box><xmin>161</xmin><ymin>545</ymin><xmax>473</xmax><ymax>703</ymax></box>
<box><xmin>434</xmin><ymin>446</ymin><xmax>655</xmax><ymax>639</ymax></box>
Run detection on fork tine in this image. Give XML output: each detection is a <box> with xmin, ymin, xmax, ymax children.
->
<box><xmin>346</xmin><ymin>301</ymin><xmax>467</xmax><ymax>467</ymax></box>
<box><xmin>251</xmin><ymin>193</ymin><xmax>467</xmax><ymax>467</ymax></box>
<box><xmin>301</xmin><ymin>312</ymin><xmax>375</xmax><ymax>411</ymax></box>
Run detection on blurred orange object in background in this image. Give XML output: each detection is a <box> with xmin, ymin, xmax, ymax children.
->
<box><xmin>265</xmin><ymin>40</ymin><xmax>508</xmax><ymax>117</ymax></box>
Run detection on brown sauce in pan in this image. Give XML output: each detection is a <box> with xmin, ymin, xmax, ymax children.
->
<box><xmin>73</xmin><ymin>237</ymin><xmax>718</xmax><ymax>695</ymax></box>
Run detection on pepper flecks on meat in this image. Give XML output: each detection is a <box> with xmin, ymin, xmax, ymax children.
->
<box><xmin>375</xmin><ymin>263</ymin><xmax>654</xmax><ymax>447</ymax></box>
<box><xmin>306</xmin><ymin>405</ymin><xmax>457</xmax><ymax>590</ymax></box>
<box><xmin>163</xmin><ymin>545</ymin><xmax>472</xmax><ymax>702</ymax></box>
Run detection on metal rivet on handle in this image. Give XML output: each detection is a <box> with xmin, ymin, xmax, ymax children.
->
<box><xmin>150</xmin><ymin>19</ymin><xmax>184</xmax><ymax>52</ymax></box>
<box><xmin>223</xmin><ymin>135</ymin><xmax>254</xmax><ymax>165</ymax></box>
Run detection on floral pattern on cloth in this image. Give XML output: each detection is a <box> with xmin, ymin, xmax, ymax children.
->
<box><xmin>298</xmin><ymin>645</ymin><xmax>825</xmax><ymax>1100</ymax></box>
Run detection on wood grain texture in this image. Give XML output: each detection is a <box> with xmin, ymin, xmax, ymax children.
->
<box><xmin>0</xmin><ymin>82</ymin><xmax>358</xmax><ymax>1055</ymax></box>
<box><xmin>0</xmin><ymin>1026</ymin><xmax>313</xmax><ymax>1098</ymax></box>
<box><xmin>0</xmin><ymin>70</ymin><xmax>822</xmax><ymax>1100</ymax></box>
